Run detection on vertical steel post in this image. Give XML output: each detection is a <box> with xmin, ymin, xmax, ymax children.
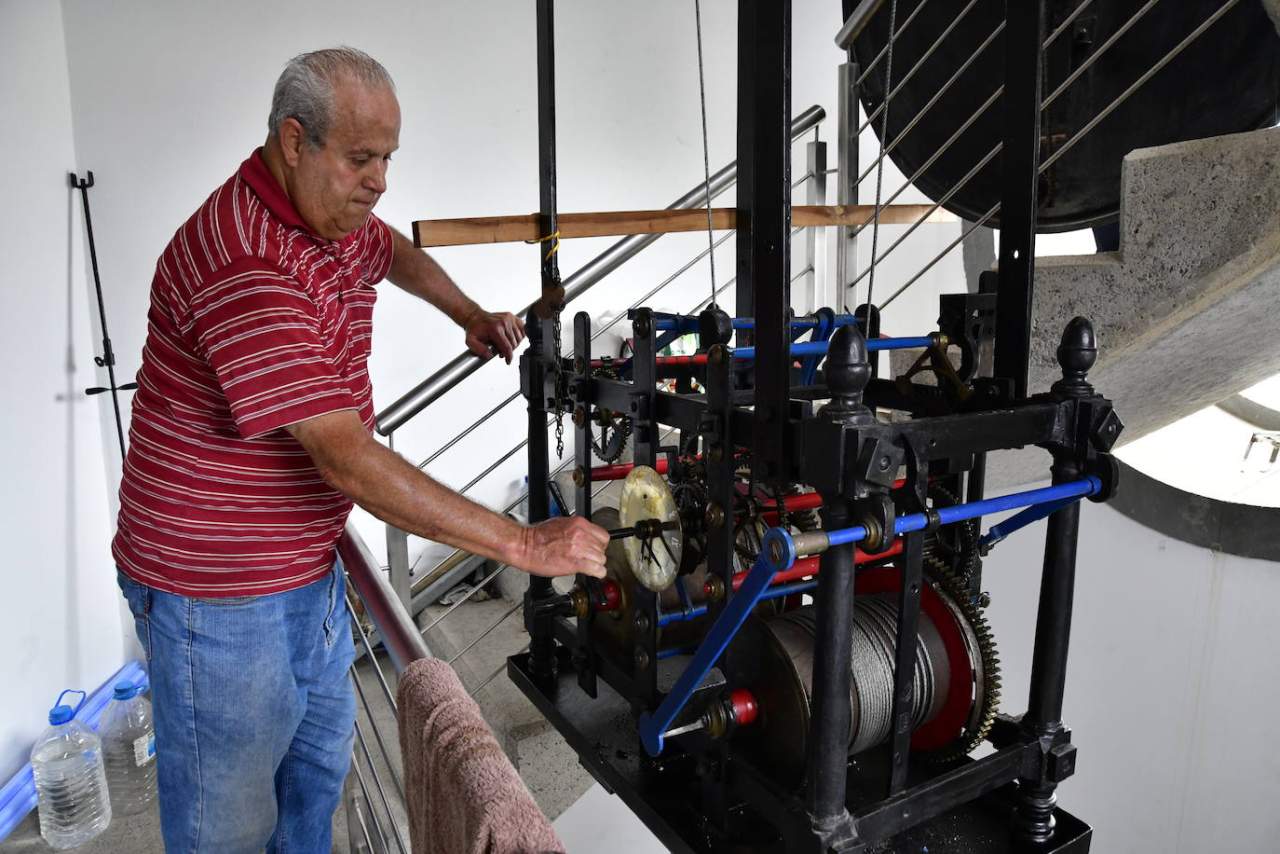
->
<box><xmin>631</xmin><ymin>308</ymin><xmax>659</xmax><ymax>705</ymax></box>
<box><xmin>572</xmin><ymin>312</ymin><xmax>598</xmax><ymax>697</ymax></box>
<box><xmin>738</xmin><ymin>0</ymin><xmax>792</xmax><ymax>483</ymax></box>
<box><xmin>993</xmin><ymin>0</ymin><xmax>1046</xmax><ymax>398</ymax></box>
<box><xmin>806</xmin><ymin>497</ymin><xmax>857</xmax><ymax>826</ymax></box>
<box><xmin>384</xmin><ymin>434</ymin><xmax>412</xmax><ymax>609</ymax></box>
<box><xmin>1017</xmin><ymin>317</ymin><xmax>1097</xmax><ymax>842</ymax></box>
<box><xmin>805</xmin><ymin>137</ymin><xmax>827</xmax><ymax>314</ymax></box>
<box><xmin>887</xmin><ymin>529</ymin><xmax>925</xmax><ymax>794</ymax></box>
<box><xmin>836</xmin><ymin>62</ymin><xmax>860</xmax><ymax>312</ymax></box>
<box><xmin>1014</xmin><ymin>455</ymin><xmax>1081</xmax><ymax>843</ymax></box>
<box><xmin>527</xmin><ymin>0</ymin><xmax>561</xmax><ymax>687</ymax></box>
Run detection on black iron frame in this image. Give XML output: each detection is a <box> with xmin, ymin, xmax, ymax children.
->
<box><xmin>514</xmin><ymin>1</ymin><xmax>1121</xmax><ymax>851</ymax></box>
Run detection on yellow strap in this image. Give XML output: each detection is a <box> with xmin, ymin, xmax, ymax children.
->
<box><xmin>524</xmin><ymin>229</ymin><xmax>561</xmax><ymax>261</ymax></box>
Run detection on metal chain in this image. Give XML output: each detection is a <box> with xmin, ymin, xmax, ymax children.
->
<box><xmin>863</xmin><ymin>0</ymin><xmax>899</xmax><ymax>315</ymax></box>
<box><xmin>552</xmin><ymin>308</ymin><xmax>565</xmax><ymax>459</ymax></box>
<box><xmin>693</xmin><ymin>0</ymin><xmax>718</xmax><ymax>308</ymax></box>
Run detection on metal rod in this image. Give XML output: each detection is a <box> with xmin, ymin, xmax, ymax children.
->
<box><xmin>375</xmin><ymin>106</ymin><xmax>826</xmax><ymax>435</ymax></box>
<box><xmin>806</xmin><ymin>498</ymin><xmax>858</xmax><ymax>827</ymax></box>
<box><xmin>446</xmin><ymin>601</ymin><xmax>523</xmax><ymax>666</ymax></box>
<box><xmin>812</xmin><ymin>478</ymin><xmax>1100</xmax><ymax>552</ymax></box>
<box><xmin>70</xmin><ymin>172</ymin><xmax>133</xmax><ymax>460</ymax></box>
<box><xmin>639</xmin><ymin>542</ymin><xmax>786</xmax><ymax>755</ymax></box>
<box><xmin>348</xmin><ymin>670</ymin><xmax>406</xmax><ymax>801</ymax></box>
<box><xmin>353</xmin><ymin>719</ymin><xmax>409</xmax><ymax>854</ymax></box>
<box><xmin>350</xmin><ymin>755</ymin><xmax>392</xmax><ymax>854</ymax></box>
<box><xmin>1016</xmin><ymin>459</ymin><xmax>1084</xmax><ymax>843</ymax></box>
<box><xmin>346</xmin><ymin>594</ymin><xmax>400</xmax><ymax>713</ymax></box>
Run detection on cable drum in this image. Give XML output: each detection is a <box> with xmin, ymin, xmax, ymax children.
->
<box><xmin>725</xmin><ymin>585</ymin><xmax>965</xmax><ymax>784</ymax></box>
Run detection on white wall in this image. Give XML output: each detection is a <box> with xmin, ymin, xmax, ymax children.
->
<box><xmin>982</xmin><ymin>484</ymin><xmax>1280</xmax><ymax>853</ymax></box>
<box><xmin>0</xmin><ymin>0</ymin><xmax>125</xmax><ymax>782</ymax></box>
<box><xmin>54</xmin><ymin>0</ymin><xmax>968</xmax><ymax>570</ymax></box>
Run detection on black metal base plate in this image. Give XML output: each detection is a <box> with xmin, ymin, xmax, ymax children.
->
<box><xmin>509</xmin><ymin>650</ymin><xmax>1091</xmax><ymax>854</ymax></box>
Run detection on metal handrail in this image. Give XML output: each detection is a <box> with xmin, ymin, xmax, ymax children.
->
<box><xmin>374</xmin><ymin>104</ymin><xmax>827</xmax><ymax>435</ymax></box>
<box><xmin>339</xmin><ymin>522</ymin><xmax>431</xmax><ymax>673</ymax></box>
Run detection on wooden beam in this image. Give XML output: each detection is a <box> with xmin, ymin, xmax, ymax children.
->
<box><xmin>412</xmin><ymin>204</ymin><xmax>955</xmax><ymax>247</ymax></box>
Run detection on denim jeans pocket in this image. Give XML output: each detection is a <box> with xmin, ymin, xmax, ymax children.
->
<box><xmin>322</xmin><ymin>564</ymin><xmax>344</xmax><ymax>648</ymax></box>
<box><xmin>117</xmin><ymin>571</ymin><xmax>152</xmax><ymax>662</ymax></box>
<box><xmin>192</xmin><ymin>595</ymin><xmax>259</xmax><ymax>606</ymax></box>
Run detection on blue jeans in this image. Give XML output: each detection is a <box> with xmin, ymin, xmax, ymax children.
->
<box><xmin>118</xmin><ymin>564</ymin><xmax>356</xmax><ymax>853</ymax></box>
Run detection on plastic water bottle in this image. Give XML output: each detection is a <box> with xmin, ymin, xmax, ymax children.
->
<box><xmin>29</xmin><ymin>690</ymin><xmax>111</xmax><ymax>849</ymax></box>
<box><xmin>100</xmin><ymin>680</ymin><xmax>157</xmax><ymax>816</ymax></box>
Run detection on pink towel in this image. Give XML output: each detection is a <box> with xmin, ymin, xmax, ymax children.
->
<box><xmin>396</xmin><ymin>657</ymin><xmax>565</xmax><ymax>854</ymax></box>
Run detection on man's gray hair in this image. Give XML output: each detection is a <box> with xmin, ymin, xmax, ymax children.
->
<box><xmin>269</xmin><ymin>47</ymin><xmax>395</xmax><ymax>147</ymax></box>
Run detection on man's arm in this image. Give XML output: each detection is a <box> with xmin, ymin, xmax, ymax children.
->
<box><xmin>288</xmin><ymin>409</ymin><xmax>608</xmax><ymax>578</ymax></box>
<box><xmin>385</xmin><ymin>226</ymin><xmax>525</xmax><ymax>362</ymax></box>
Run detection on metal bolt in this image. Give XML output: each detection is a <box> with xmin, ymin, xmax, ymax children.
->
<box><xmin>572</xmin><ymin>467</ymin><xmax>586</xmax><ymax>487</ymax></box>
<box><xmin>704</xmin><ymin>502</ymin><xmax>726</xmax><ymax>530</ymax></box>
<box><xmin>633</xmin><ymin>611</ymin><xmax>651</xmax><ymax>633</ymax></box>
<box><xmin>978</xmin><ymin>591</ymin><xmax>992</xmax><ymax>609</ymax></box>
<box><xmin>573</xmin><ymin>356</ymin><xmax>587</xmax><ymax>374</ymax></box>
<box><xmin>634</xmin><ymin>648</ymin><xmax>650</xmax><ymax>670</ymax></box>
<box><xmin>572</xmin><ymin>406</ymin><xmax>587</xmax><ymax>427</ymax></box>
<box><xmin>878</xmin><ymin>455</ymin><xmax>891</xmax><ymax>472</ymax></box>
<box><xmin>768</xmin><ymin>539</ymin><xmax>785</xmax><ymax>564</ymax></box>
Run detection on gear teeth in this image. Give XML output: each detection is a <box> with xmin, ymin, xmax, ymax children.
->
<box><xmin>919</xmin><ymin>498</ymin><xmax>1002</xmax><ymax>764</ymax></box>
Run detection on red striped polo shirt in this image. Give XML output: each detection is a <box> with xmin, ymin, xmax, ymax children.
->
<box><xmin>113</xmin><ymin>149</ymin><xmax>393</xmax><ymax>597</ymax></box>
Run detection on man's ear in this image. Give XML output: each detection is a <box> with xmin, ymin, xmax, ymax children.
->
<box><xmin>278</xmin><ymin>117</ymin><xmax>307</xmax><ymax>168</ymax></box>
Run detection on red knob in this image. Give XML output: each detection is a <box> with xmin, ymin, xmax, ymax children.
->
<box><xmin>729</xmin><ymin>689</ymin><xmax>759</xmax><ymax>728</ymax></box>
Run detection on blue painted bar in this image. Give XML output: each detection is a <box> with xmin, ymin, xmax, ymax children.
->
<box><xmin>653</xmin><ymin>314</ymin><xmax>861</xmax><ymax>332</ymax></box>
<box><xmin>976</xmin><ymin>495</ymin><xmax>1079</xmax><ymax>552</ymax></box>
<box><xmin>815</xmin><ymin>478</ymin><xmax>1102</xmax><ymax>554</ymax></box>
<box><xmin>639</xmin><ymin>529</ymin><xmax>796</xmax><ymax>756</ymax></box>
<box><xmin>654</xmin><ymin>578</ymin><xmax>822</xmax><ymax>629</ymax></box>
<box><xmin>732</xmin><ymin>337</ymin><xmax>933</xmax><ymax>360</ymax></box>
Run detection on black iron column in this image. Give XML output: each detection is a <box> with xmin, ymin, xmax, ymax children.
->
<box><xmin>572</xmin><ymin>312</ymin><xmax>598</xmax><ymax>697</ymax></box>
<box><xmin>737</xmin><ymin>0</ymin><xmax>793</xmax><ymax>483</ymax></box>
<box><xmin>1016</xmin><ymin>318</ymin><xmax>1096</xmax><ymax>843</ymax></box>
<box><xmin>527</xmin><ymin>0</ymin><xmax>562</xmax><ymax>687</ymax></box>
<box><xmin>993</xmin><ymin>0</ymin><xmax>1046</xmax><ymax>398</ymax></box>
<box><xmin>804</xmin><ymin>325</ymin><xmax>872</xmax><ymax>847</ymax></box>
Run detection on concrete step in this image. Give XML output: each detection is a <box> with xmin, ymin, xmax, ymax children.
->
<box><xmin>994</xmin><ymin>126</ymin><xmax>1280</xmax><ymax>486</ymax></box>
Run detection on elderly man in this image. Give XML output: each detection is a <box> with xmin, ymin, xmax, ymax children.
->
<box><xmin>113</xmin><ymin>47</ymin><xmax>607</xmax><ymax>852</ymax></box>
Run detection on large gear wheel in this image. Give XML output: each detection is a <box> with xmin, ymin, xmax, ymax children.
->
<box><xmin>923</xmin><ymin>554</ymin><xmax>1001</xmax><ymax>763</ymax></box>
<box><xmin>917</xmin><ymin>482</ymin><xmax>1000</xmax><ymax>763</ymax></box>
<box><xmin>589</xmin><ymin>362</ymin><xmax>632</xmax><ymax>463</ymax></box>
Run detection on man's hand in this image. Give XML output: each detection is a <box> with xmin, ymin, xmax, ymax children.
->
<box><xmin>464</xmin><ymin>309</ymin><xmax>525</xmax><ymax>363</ymax></box>
<box><xmin>515</xmin><ymin>516</ymin><xmax>610</xmax><ymax>579</ymax></box>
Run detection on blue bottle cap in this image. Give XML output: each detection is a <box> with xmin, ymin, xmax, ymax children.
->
<box><xmin>113</xmin><ymin>680</ymin><xmax>138</xmax><ymax>700</ymax></box>
<box><xmin>47</xmin><ymin>689</ymin><xmax>86</xmax><ymax>725</ymax></box>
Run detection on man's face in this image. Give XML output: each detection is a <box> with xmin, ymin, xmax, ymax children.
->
<box><xmin>288</xmin><ymin>79</ymin><xmax>401</xmax><ymax>241</ymax></box>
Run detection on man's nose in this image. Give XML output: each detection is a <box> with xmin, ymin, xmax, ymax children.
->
<box><xmin>365</xmin><ymin>162</ymin><xmax>388</xmax><ymax>194</ymax></box>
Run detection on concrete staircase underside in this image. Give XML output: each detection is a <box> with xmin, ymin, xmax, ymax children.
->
<box><xmin>993</xmin><ymin>126</ymin><xmax>1280</xmax><ymax>487</ymax></box>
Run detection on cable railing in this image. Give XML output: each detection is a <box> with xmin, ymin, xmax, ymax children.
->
<box><xmin>374</xmin><ymin>104</ymin><xmax>827</xmax><ymax>437</ymax></box>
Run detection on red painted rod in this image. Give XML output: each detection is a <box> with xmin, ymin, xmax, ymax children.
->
<box><xmin>726</xmin><ymin>537</ymin><xmax>905</xmax><ymax>592</ymax></box>
<box><xmin>589</xmin><ymin>458</ymin><xmax>673</xmax><ymax>481</ymax></box>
